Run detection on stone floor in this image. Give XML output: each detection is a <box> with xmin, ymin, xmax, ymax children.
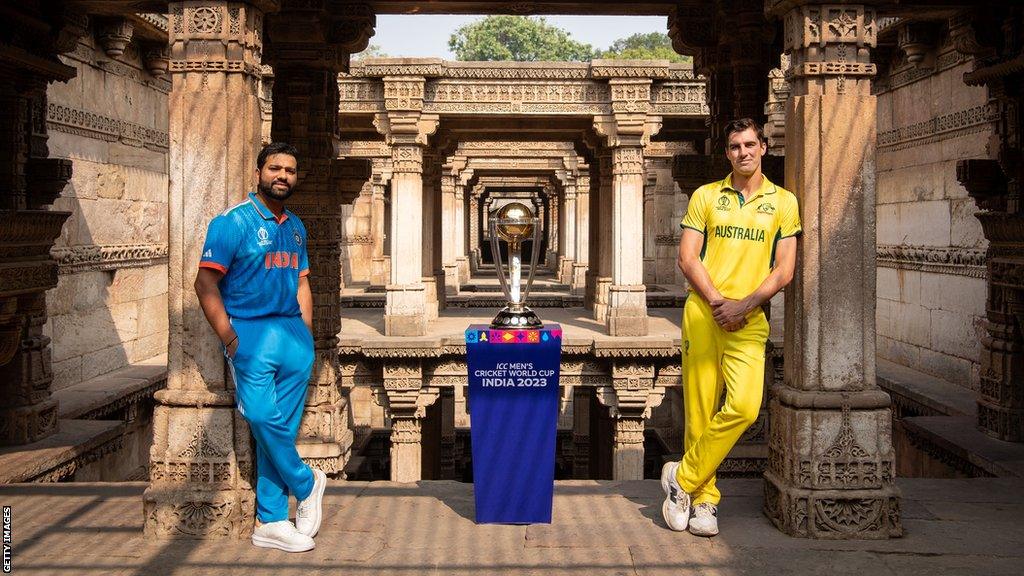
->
<box><xmin>339</xmin><ymin>306</ymin><xmax>686</xmax><ymax>344</ymax></box>
<box><xmin>3</xmin><ymin>478</ymin><xmax>1023</xmax><ymax>575</ymax></box>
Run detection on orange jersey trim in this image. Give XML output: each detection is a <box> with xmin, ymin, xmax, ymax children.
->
<box><xmin>199</xmin><ymin>262</ymin><xmax>228</xmax><ymax>274</ymax></box>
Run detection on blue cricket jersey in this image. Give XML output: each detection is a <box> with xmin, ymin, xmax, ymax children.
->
<box><xmin>199</xmin><ymin>192</ymin><xmax>309</xmax><ymax>319</ymax></box>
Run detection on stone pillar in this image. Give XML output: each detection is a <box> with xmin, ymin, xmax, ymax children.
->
<box><xmin>266</xmin><ymin>2</ymin><xmax>373</xmax><ymax>478</ymax></box>
<box><xmin>763</xmin><ymin>2</ymin><xmax>901</xmax><ymax>539</ymax></box>
<box><xmin>370</xmin><ymin>158</ymin><xmax>392</xmax><ymax>288</ymax></box>
<box><xmin>591</xmin><ymin>151</ymin><xmax>613</xmax><ymax>317</ymax></box>
<box><xmin>440</xmin><ymin>171</ymin><xmax>460</xmax><ymax>295</ymax></box>
<box><xmin>468</xmin><ymin>193</ymin><xmax>480</xmax><ymax>273</ymax></box>
<box><xmin>146</xmin><ymin>1</ymin><xmax>271</xmax><ymax>539</ymax></box>
<box><xmin>643</xmin><ymin>171</ymin><xmax>657</xmax><ymax>285</ymax></box>
<box><xmin>543</xmin><ymin>183</ymin><xmax>556</xmax><ymax>270</ymax></box>
<box><xmin>597</xmin><ymin>360</ymin><xmax>664</xmax><ymax>480</ymax></box>
<box><xmin>952</xmin><ymin>8</ymin><xmax>1024</xmax><ymax>442</ymax></box>
<box><xmin>558</xmin><ymin>184</ymin><xmax>577</xmax><ymax>284</ymax></box>
<box><xmin>381</xmin><ymin>360</ymin><xmax>438</xmax><ymax>482</ymax></box>
<box><xmin>0</xmin><ymin>5</ymin><xmax>80</xmax><ymax>446</ymax></box>
<box><xmin>572</xmin><ymin>173</ymin><xmax>590</xmax><ymax>295</ymax></box>
<box><xmin>422</xmin><ymin>150</ymin><xmax>441</xmax><ymax>318</ymax></box>
<box><xmin>592</xmin><ymin>72</ymin><xmax>661</xmax><ymax>336</ymax></box>
<box><xmin>455</xmin><ymin>183</ymin><xmax>470</xmax><ymax>284</ymax></box>
<box><xmin>375</xmin><ymin>94</ymin><xmax>438</xmax><ymax>336</ymax></box>
<box><xmin>607</xmin><ymin>143</ymin><xmax>651</xmax><ymax>336</ymax></box>
<box><xmin>572</xmin><ymin>385</ymin><xmax>591</xmax><ymax>478</ymax></box>
<box><xmin>650</xmin><ymin>157</ymin><xmax>680</xmax><ymax>285</ymax></box>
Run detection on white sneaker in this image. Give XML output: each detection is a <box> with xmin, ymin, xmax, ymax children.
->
<box><xmin>296</xmin><ymin>468</ymin><xmax>326</xmax><ymax>537</ymax></box>
<box><xmin>688</xmin><ymin>502</ymin><xmax>719</xmax><ymax>536</ymax></box>
<box><xmin>251</xmin><ymin>520</ymin><xmax>315</xmax><ymax>552</ymax></box>
<box><xmin>660</xmin><ymin>461</ymin><xmax>691</xmax><ymax>532</ymax></box>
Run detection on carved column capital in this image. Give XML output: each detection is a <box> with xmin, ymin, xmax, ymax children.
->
<box><xmin>774</xmin><ymin>3</ymin><xmax>878</xmax><ymax>97</ymax></box>
<box><xmin>374</xmin><ymin>111</ymin><xmax>439</xmax><ymax>148</ymax></box>
<box><xmin>168</xmin><ymin>2</ymin><xmax>268</xmax><ymax>80</ymax></box>
<box><xmin>596</xmin><ymin>360</ymin><xmax>663</xmax><ymax>419</ymax></box>
<box><xmin>611</xmin><ymin>147</ymin><xmax>645</xmax><ymax>176</ymax></box>
<box><xmin>592</xmin><ymin>113</ymin><xmax>662</xmax><ymax>149</ymax></box>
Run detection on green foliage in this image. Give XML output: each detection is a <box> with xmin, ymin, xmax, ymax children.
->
<box><xmin>599</xmin><ymin>32</ymin><xmax>690</xmax><ymax>63</ymax></box>
<box><xmin>449</xmin><ymin>16</ymin><xmax>596</xmax><ymax>62</ymax></box>
<box><xmin>353</xmin><ymin>44</ymin><xmax>388</xmax><ymax>60</ymax></box>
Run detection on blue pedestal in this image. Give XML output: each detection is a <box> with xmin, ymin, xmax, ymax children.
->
<box><xmin>465</xmin><ymin>324</ymin><xmax>562</xmax><ymax>524</ymax></box>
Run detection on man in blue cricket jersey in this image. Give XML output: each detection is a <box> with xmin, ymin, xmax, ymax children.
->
<box><xmin>194</xmin><ymin>142</ymin><xmax>326</xmax><ymax>552</ymax></box>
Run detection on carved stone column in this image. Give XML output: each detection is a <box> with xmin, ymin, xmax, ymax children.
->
<box><xmin>952</xmin><ymin>7</ymin><xmax>1024</xmax><ymax>442</ymax></box>
<box><xmin>146</xmin><ymin>1</ymin><xmax>273</xmax><ymax>539</ymax></box>
<box><xmin>763</xmin><ymin>1</ymin><xmax>901</xmax><ymax>539</ymax></box>
<box><xmin>592</xmin><ymin>69</ymin><xmax>662</xmax><ymax>336</ymax></box>
<box><xmin>370</xmin><ymin>158</ymin><xmax>392</xmax><ymax>288</ymax></box>
<box><xmin>591</xmin><ymin>150</ymin><xmax>613</xmax><ymax>320</ymax></box>
<box><xmin>558</xmin><ymin>183</ymin><xmax>577</xmax><ymax>284</ymax></box>
<box><xmin>606</xmin><ymin>143</ymin><xmax>651</xmax><ymax>337</ymax></box>
<box><xmin>572</xmin><ymin>385</ymin><xmax>591</xmax><ymax>478</ymax></box>
<box><xmin>265</xmin><ymin>1</ymin><xmax>373</xmax><ymax>478</ymax></box>
<box><xmin>440</xmin><ymin>171</ymin><xmax>460</xmax><ymax>295</ymax></box>
<box><xmin>572</xmin><ymin>173</ymin><xmax>590</xmax><ymax>295</ymax></box>
<box><xmin>381</xmin><ymin>360</ymin><xmax>438</xmax><ymax>482</ymax></box>
<box><xmin>455</xmin><ymin>181</ymin><xmax>470</xmax><ymax>284</ymax></box>
<box><xmin>422</xmin><ymin>149</ymin><xmax>442</xmax><ymax>318</ymax></box>
<box><xmin>597</xmin><ymin>360</ymin><xmax>664</xmax><ymax>480</ymax></box>
<box><xmin>0</xmin><ymin>4</ymin><xmax>80</xmax><ymax>446</ymax></box>
<box><xmin>468</xmin><ymin>193</ymin><xmax>480</xmax><ymax>273</ymax></box>
<box><xmin>643</xmin><ymin>170</ymin><xmax>657</xmax><ymax>284</ymax></box>
<box><xmin>375</xmin><ymin>88</ymin><xmax>438</xmax><ymax>335</ymax></box>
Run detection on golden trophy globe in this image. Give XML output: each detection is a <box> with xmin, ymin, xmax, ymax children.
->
<box><xmin>489</xmin><ymin>202</ymin><xmax>543</xmax><ymax>329</ymax></box>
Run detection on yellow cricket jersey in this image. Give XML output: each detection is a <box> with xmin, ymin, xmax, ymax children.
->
<box><xmin>680</xmin><ymin>173</ymin><xmax>801</xmax><ymax>300</ymax></box>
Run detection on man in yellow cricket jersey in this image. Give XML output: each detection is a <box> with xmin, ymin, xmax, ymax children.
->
<box><xmin>661</xmin><ymin>118</ymin><xmax>801</xmax><ymax>536</ymax></box>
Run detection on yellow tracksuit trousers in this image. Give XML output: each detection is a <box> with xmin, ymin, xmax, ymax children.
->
<box><xmin>677</xmin><ymin>295</ymin><xmax>768</xmax><ymax>505</ymax></box>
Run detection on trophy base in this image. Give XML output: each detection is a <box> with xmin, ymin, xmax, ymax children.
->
<box><xmin>490</xmin><ymin>306</ymin><xmax>543</xmax><ymax>329</ymax></box>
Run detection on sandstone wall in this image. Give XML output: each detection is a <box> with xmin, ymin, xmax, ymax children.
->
<box><xmin>341</xmin><ymin>182</ymin><xmax>375</xmax><ymax>286</ymax></box>
<box><xmin>42</xmin><ymin>30</ymin><xmax>169</xmax><ymax>391</ymax></box>
<box><xmin>875</xmin><ymin>50</ymin><xmax>991</xmax><ymax>390</ymax></box>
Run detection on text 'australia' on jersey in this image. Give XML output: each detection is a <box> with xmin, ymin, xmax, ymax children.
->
<box><xmin>680</xmin><ymin>174</ymin><xmax>801</xmax><ymax>300</ymax></box>
<box><xmin>198</xmin><ymin>192</ymin><xmax>309</xmax><ymax>319</ymax></box>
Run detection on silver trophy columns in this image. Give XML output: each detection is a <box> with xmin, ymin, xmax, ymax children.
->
<box><xmin>489</xmin><ymin>202</ymin><xmax>543</xmax><ymax>329</ymax></box>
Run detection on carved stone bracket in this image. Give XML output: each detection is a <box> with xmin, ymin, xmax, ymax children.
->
<box><xmin>96</xmin><ymin>18</ymin><xmax>134</xmax><ymax>58</ymax></box>
<box><xmin>380</xmin><ymin>359</ymin><xmax>439</xmax><ymax>482</ymax></box>
<box><xmin>596</xmin><ymin>360</ymin><xmax>664</xmax><ymax>480</ymax></box>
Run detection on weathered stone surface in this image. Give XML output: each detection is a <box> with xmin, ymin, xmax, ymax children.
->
<box><xmin>3</xmin><ymin>479</ymin><xmax>1024</xmax><ymax>574</ymax></box>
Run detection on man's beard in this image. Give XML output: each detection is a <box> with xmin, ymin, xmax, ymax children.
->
<box><xmin>258</xmin><ymin>178</ymin><xmax>293</xmax><ymax>201</ymax></box>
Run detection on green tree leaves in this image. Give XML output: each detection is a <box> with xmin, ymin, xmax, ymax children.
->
<box><xmin>448</xmin><ymin>17</ymin><xmax>689</xmax><ymax>64</ymax></box>
<box><xmin>449</xmin><ymin>16</ymin><xmax>596</xmax><ymax>61</ymax></box>
<box><xmin>599</xmin><ymin>32</ymin><xmax>691</xmax><ymax>63</ymax></box>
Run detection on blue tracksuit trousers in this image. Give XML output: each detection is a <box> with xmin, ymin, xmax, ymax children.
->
<box><xmin>227</xmin><ymin>315</ymin><xmax>316</xmax><ymax>523</ymax></box>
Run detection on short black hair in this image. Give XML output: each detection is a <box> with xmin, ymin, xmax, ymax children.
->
<box><xmin>257</xmin><ymin>142</ymin><xmax>299</xmax><ymax>170</ymax></box>
<box><xmin>724</xmin><ymin>118</ymin><xmax>766</xmax><ymax>146</ymax></box>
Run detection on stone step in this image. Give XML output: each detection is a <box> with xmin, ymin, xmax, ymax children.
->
<box><xmin>1</xmin><ymin>356</ymin><xmax>168</xmax><ymax>484</ymax></box>
<box><xmin>0</xmin><ymin>419</ymin><xmax>124</xmax><ymax>483</ymax></box>
<box><xmin>877</xmin><ymin>357</ymin><xmax>977</xmax><ymax>418</ymax></box>
<box><xmin>53</xmin><ymin>354</ymin><xmax>167</xmax><ymax>420</ymax></box>
<box><xmin>902</xmin><ymin>415</ymin><xmax>1024</xmax><ymax>478</ymax></box>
